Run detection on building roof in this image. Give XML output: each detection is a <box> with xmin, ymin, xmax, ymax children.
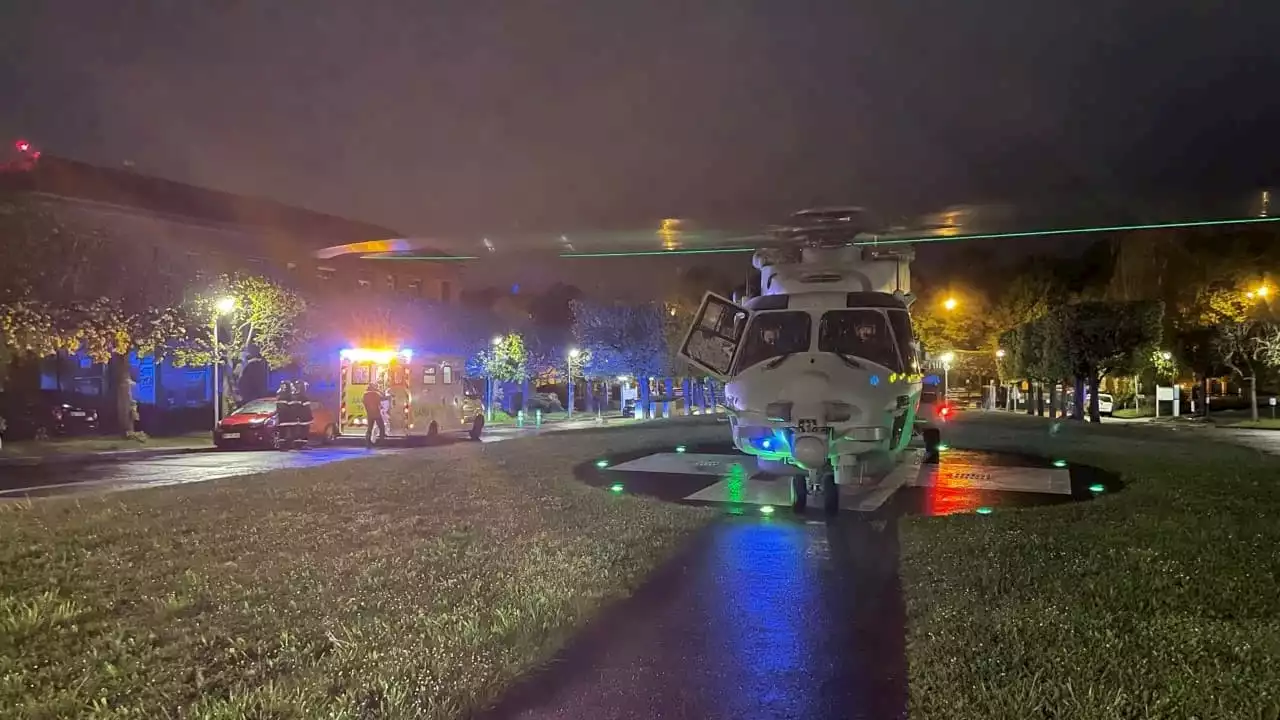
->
<box><xmin>0</xmin><ymin>154</ymin><xmax>400</xmax><ymax>247</ymax></box>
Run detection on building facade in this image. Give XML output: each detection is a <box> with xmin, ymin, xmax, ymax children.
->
<box><xmin>2</xmin><ymin>152</ymin><xmax>465</xmax><ymax>423</ymax></box>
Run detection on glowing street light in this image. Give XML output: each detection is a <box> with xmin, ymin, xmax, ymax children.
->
<box><xmin>1257</xmin><ymin>285</ymin><xmax>1271</xmax><ymax>298</ymax></box>
<box><xmin>567</xmin><ymin>347</ymin><xmax>581</xmax><ymax>418</ymax></box>
<box><xmin>943</xmin><ymin>297</ymin><xmax>958</xmax><ymax>311</ymax></box>
<box><xmin>1161</xmin><ymin>351</ymin><xmax>1173</xmax><ymax>361</ymax></box>
<box><xmin>211</xmin><ymin>296</ymin><xmax>237</xmax><ymax>427</ymax></box>
<box><xmin>939</xmin><ymin>352</ymin><xmax>955</xmax><ymax>401</ymax></box>
<box><xmin>996</xmin><ymin>348</ymin><xmax>1007</xmax><ymax>359</ymax></box>
<box><xmin>486</xmin><ymin>335</ymin><xmax>506</xmax><ymax>421</ymax></box>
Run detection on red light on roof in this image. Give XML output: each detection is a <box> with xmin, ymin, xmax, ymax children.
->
<box><xmin>15</xmin><ymin>140</ymin><xmax>31</xmax><ymax>153</ymax></box>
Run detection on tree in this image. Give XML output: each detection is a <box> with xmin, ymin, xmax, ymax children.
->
<box><xmin>170</xmin><ymin>275</ymin><xmax>308</xmax><ymax>415</ymax></box>
<box><xmin>1058</xmin><ymin>300</ymin><xmax>1164</xmax><ymax>422</ymax></box>
<box><xmin>472</xmin><ymin>333</ymin><xmax>528</xmax><ymax>383</ymax></box>
<box><xmin>1</xmin><ymin>196</ymin><xmax>186</xmax><ymax>432</ymax></box>
<box><xmin>571</xmin><ymin>299</ymin><xmax>667</xmax><ymax>379</ymax></box>
<box><xmin>1214</xmin><ymin>320</ymin><xmax>1271</xmax><ymax>422</ymax></box>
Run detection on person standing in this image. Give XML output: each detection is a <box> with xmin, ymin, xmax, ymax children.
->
<box><xmin>274</xmin><ymin>381</ymin><xmax>295</xmax><ymax>450</ymax></box>
<box><xmin>362</xmin><ymin>383</ymin><xmax>387</xmax><ymax>447</ymax></box>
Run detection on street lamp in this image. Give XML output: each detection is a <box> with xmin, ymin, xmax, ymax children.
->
<box><xmin>939</xmin><ymin>351</ymin><xmax>955</xmax><ymax>401</ymax></box>
<box><xmin>996</xmin><ymin>348</ymin><xmax>1007</xmax><ymax>359</ymax></box>
<box><xmin>486</xmin><ymin>335</ymin><xmax>504</xmax><ymax>422</ymax></box>
<box><xmin>943</xmin><ymin>297</ymin><xmax>958</xmax><ymax>311</ymax></box>
<box><xmin>567</xmin><ymin>348</ymin><xmax>581</xmax><ymax>418</ymax></box>
<box><xmin>212</xmin><ymin>296</ymin><xmax>236</xmax><ymax>427</ymax></box>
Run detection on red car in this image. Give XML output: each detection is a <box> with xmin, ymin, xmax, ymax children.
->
<box><xmin>213</xmin><ymin>397</ymin><xmax>339</xmax><ymax>449</ymax></box>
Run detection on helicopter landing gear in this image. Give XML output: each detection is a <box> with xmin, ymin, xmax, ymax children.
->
<box><xmin>923</xmin><ymin>427</ymin><xmax>942</xmax><ymax>464</ymax></box>
<box><xmin>790</xmin><ymin>474</ymin><xmax>808</xmax><ymax>513</ymax></box>
<box><xmin>791</xmin><ymin>466</ymin><xmax>840</xmax><ymax>516</ymax></box>
<box><xmin>821</xmin><ymin>468</ymin><xmax>839</xmax><ymax>515</ymax></box>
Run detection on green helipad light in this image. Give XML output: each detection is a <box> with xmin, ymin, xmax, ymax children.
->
<box><xmin>975</xmin><ymin>506</ymin><xmax>994</xmax><ymax>515</ymax></box>
<box><xmin>595</xmin><ymin>459</ymin><xmax>610</xmax><ymax>468</ymax></box>
<box><xmin>609</xmin><ymin>483</ymin><xmax>625</xmax><ymax>493</ymax></box>
<box><xmin>675</xmin><ymin>445</ymin><xmax>687</xmax><ymax>453</ymax></box>
<box><xmin>760</xmin><ymin>505</ymin><xmax>776</xmax><ymax>516</ymax></box>
<box><xmin>1052</xmin><ymin>459</ymin><xmax>1068</xmax><ymax>468</ymax></box>
<box><xmin>1089</xmin><ymin>483</ymin><xmax>1105</xmax><ymax>493</ymax></box>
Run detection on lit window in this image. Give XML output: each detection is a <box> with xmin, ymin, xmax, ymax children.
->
<box><xmin>423</xmin><ymin>366</ymin><xmax>438</xmax><ymax>384</ymax></box>
<box><xmin>385</xmin><ymin>274</ymin><xmax>396</xmax><ymax>292</ymax></box>
<box><xmin>442</xmin><ymin>364</ymin><xmax>453</xmax><ymax>384</ymax></box>
<box><xmin>408</xmin><ymin>279</ymin><xmax>423</xmax><ymax>297</ymax></box>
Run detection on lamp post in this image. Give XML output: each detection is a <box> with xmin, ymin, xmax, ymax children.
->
<box><xmin>567</xmin><ymin>348</ymin><xmax>581</xmax><ymax>419</ymax></box>
<box><xmin>940</xmin><ymin>351</ymin><xmax>955</xmax><ymax>402</ymax></box>
<box><xmin>212</xmin><ymin>296</ymin><xmax>236</xmax><ymax>427</ymax></box>
<box><xmin>943</xmin><ymin>297</ymin><xmax>958</xmax><ymax>311</ymax></box>
<box><xmin>486</xmin><ymin>335</ymin><xmax>502</xmax><ymax>422</ymax></box>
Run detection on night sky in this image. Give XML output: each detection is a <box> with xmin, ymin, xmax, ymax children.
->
<box><xmin>4</xmin><ymin>2</ymin><xmax>1280</xmax><ymax>296</ymax></box>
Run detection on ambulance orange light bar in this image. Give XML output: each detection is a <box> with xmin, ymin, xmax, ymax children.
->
<box><xmin>340</xmin><ymin>348</ymin><xmax>414</xmax><ymax>363</ymax></box>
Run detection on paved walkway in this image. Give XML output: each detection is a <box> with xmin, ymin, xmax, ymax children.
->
<box><xmin>483</xmin><ymin>516</ymin><xmax>908</xmax><ymax>720</ymax></box>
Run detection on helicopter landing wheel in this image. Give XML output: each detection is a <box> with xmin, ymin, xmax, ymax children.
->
<box><xmin>790</xmin><ymin>474</ymin><xmax>808</xmax><ymax>513</ymax></box>
<box><xmin>923</xmin><ymin>427</ymin><xmax>942</xmax><ymax>464</ymax></box>
<box><xmin>822</xmin><ymin>468</ymin><xmax>839</xmax><ymax>516</ymax></box>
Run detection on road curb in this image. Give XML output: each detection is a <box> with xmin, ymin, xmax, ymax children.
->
<box><xmin>0</xmin><ymin>446</ymin><xmax>218</xmax><ymax>468</ymax></box>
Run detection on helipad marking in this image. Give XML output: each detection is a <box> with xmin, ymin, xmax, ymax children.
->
<box><xmin>909</xmin><ymin>463</ymin><xmax>1070</xmax><ymax>495</ymax></box>
<box><xmin>608</xmin><ymin>453</ymin><xmax>760</xmax><ymax>477</ymax></box>
<box><xmin>851</xmin><ymin>449</ymin><xmax>922</xmax><ymax>512</ymax></box>
<box><xmin>683</xmin><ymin>475</ymin><xmax>792</xmax><ymax>505</ymax></box>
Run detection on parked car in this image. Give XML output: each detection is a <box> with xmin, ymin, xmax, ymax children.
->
<box><xmin>213</xmin><ymin>397</ymin><xmax>338</xmax><ymax>449</ymax></box>
<box><xmin>0</xmin><ymin>390</ymin><xmax>100</xmax><ymax>440</ymax></box>
<box><xmin>1096</xmin><ymin>393</ymin><xmax>1114</xmax><ymax>416</ymax></box>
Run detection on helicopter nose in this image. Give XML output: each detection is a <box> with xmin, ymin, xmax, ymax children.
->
<box><xmin>792</xmin><ymin>434</ymin><xmax>829</xmax><ymax>470</ymax></box>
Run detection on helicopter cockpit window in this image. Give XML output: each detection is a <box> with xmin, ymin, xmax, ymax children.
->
<box><xmin>886</xmin><ymin>309</ymin><xmax>918</xmax><ymax>368</ymax></box>
<box><xmin>735</xmin><ymin>311</ymin><xmax>812</xmax><ymax>371</ymax></box>
<box><xmin>818</xmin><ymin>310</ymin><xmax>904</xmax><ymax>372</ymax></box>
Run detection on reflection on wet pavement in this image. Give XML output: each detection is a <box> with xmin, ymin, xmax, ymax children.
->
<box><xmin>0</xmin><ymin>446</ymin><xmax>403</xmax><ymax>498</ymax></box>
<box><xmin>484</xmin><ymin>516</ymin><xmax>906</xmax><ymax>720</ymax></box>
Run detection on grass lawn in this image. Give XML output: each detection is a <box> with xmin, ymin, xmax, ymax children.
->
<box><xmin>0</xmin><ymin>421</ymin><xmax>722</xmax><ymax>718</ymax></box>
<box><xmin>903</xmin><ymin>413</ymin><xmax>1280</xmax><ymax>719</ymax></box>
<box><xmin>0</xmin><ymin>432</ymin><xmax>212</xmax><ymax>459</ymax></box>
<box><xmin>1110</xmin><ymin>407</ymin><xmax>1153</xmax><ymax>419</ymax></box>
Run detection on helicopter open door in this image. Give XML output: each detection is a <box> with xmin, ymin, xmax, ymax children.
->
<box><xmin>677</xmin><ymin>292</ymin><xmax>749</xmax><ymax>381</ymax></box>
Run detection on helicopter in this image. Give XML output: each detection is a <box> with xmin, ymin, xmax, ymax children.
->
<box><xmin>675</xmin><ymin>207</ymin><xmax>940</xmax><ymax>515</ymax></box>
<box><xmin>312</xmin><ymin>195</ymin><xmax>1280</xmax><ymax>514</ymax></box>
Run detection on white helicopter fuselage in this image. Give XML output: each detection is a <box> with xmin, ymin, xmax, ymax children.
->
<box><xmin>680</xmin><ymin>241</ymin><xmax>925</xmax><ymax>488</ymax></box>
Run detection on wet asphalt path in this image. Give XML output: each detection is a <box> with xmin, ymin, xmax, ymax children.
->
<box><xmin>0</xmin><ymin>446</ymin><xmax>405</xmax><ymax>498</ymax></box>
<box><xmin>484</xmin><ymin>514</ymin><xmax>907</xmax><ymax>720</ymax></box>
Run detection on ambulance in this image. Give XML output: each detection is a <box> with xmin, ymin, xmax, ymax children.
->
<box><xmin>337</xmin><ymin>347</ymin><xmax>484</xmax><ymax>442</ymax></box>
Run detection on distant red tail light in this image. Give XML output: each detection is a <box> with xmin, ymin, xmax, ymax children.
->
<box><xmin>937</xmin><ymin>404</ymin><xmax>953</xmax><ymax>419</ymax></box>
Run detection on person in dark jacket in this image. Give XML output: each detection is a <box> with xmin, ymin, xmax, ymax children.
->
<box><xmin>362</xmin><ymin>383</ymin><xmax>387</xmax><ymax>447</ymax></box>
<box><xmin>293</xmin><ymin>380</ymin><xmax>314</xmax><ymax>447</ymax></box>
<box><xmin>274</xmin><ymin>381</ymin><xmax>295</xmax><ymax>449</ymax></box>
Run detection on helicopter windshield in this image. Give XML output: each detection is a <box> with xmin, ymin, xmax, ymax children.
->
<box><xmin>818</xmin><ymin>309</ymin><xmax>905</xmax><ymax>372</ymax></box>
<box><xmin>735</xmin><ymin>311</ymin><xmax>812</xmax><ymax>371</ymax></box>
